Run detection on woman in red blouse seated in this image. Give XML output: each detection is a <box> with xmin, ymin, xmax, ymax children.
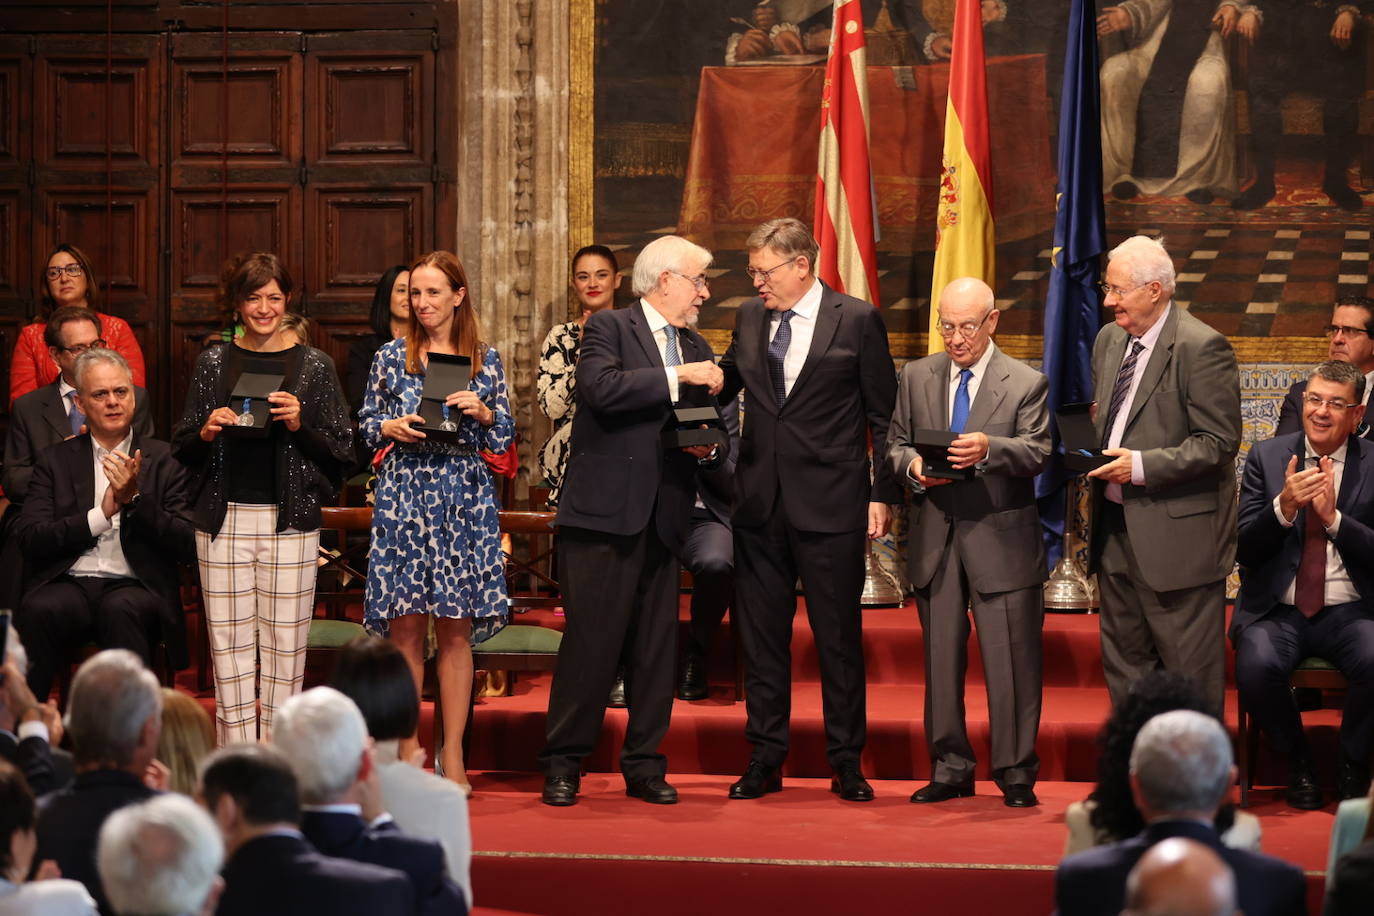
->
<box><xmin>8</xmin><ymin>243</ymin><xmax>146</xmax><ymax>405</ymax></box>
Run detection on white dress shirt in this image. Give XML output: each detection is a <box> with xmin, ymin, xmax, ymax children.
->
<box><xmin>0</xmin><ymin>878</ymin><xmax>97</xmax><ymax>916</ymax></box>
<box><xmin>69</xmin><ymin>431</ymin><xmax>135</xmax><ymax>579</ymax></box>
<box><xmin>1105</xmin><ymin>304</ymin><xmax>1171</xmax><ymax>503</ymax></box>
<box><xmin>1274</xmin><ymin>439</ymin><xmax>1358</xmax><ymax>607</ymax></box>
<box><xmin>639</xmin><ymin>299</ymin><xmax>682</xmax><ymax>402</ymax></box>
<box><xmin>767</xmin><ymin>277</ymin><xmax>823</xmax><ymax>397</ymax></box>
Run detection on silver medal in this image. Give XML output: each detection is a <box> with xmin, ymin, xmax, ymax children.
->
<box><xmin>237</xmin><ymin>412</ymin><xmax>256</xmax><ymax>427</ymax></box>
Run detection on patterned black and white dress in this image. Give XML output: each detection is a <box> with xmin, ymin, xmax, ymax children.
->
<box><xmin>536</xmin><ymin>320</ymin><xmax>581</xmax><ymax>506</ymax></box>
<box><xmin>359</xmin><ymin>338</ymin><xmax>513</xmax><ymax>642</ymax></box>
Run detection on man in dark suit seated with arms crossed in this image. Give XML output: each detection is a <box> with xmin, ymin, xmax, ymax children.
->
<box><xmin>1086</xmin><ymin>235</ymin><xmax>1241</xmax><ymax>717</ymax></box>
<box><xmin>1233</xmin><ymin>359</ymin><xmax>1374</xmax><ymax>809</ymax></box>
<box><xmin>1275</xmin><ymin>296</ymin><xmax>1374</xmax><ymax>440</ymax></box>
<box><xmin>886</xmin><ymin>277</ymin><xmax>1051</xmax><ymax>808</ymax></box>
<box><xmin>201</xmin><ymin>744</ymin><xmax>416</xmax><ymax>916</ymax></box>
<box><xmin>13</xmin><ymin>348</ymin><xmax>195</xmax><ymax>702</ymax></box>
<box><xmin>718</xmin><ymin>217</ymin><xmax>898</xmax><ymax>803</ymax></box>
<box><xmin>539</xmin><ymin>234</ymin><xmax>725</xmax><ymax>807</ymax></box>
<box><xmin>1054</xmin><ymin>709</ymin><xmax>1306</xmax><ymax>916</ymax></box>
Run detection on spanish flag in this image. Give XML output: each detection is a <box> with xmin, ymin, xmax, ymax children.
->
<box><xmin>814</xmin><ymin>0</ymin><xmax>880</xmax><ymax>307</ymax></box>
<box><xmin>928</xmin><ymin>0</ymin><xmax>995</xmax><ymax>353</ymax></box>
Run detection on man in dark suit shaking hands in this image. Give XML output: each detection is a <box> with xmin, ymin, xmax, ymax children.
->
<box><xmin>719</xmin><ymin>218</ymin><xmax>899</xmax><ymax>803</ymax></box>
<box><xmin>1086</xmin><ymin>235</ymin><xmax>1241</xmax><ymax>716</ymax></box>
<box><xmin>539</xmin><ymin>235</ymin><xmax>725</xmax><ymax>807</ymax></box>
<box><xmin>886</xmin><ymin>277</ymin><xmax>1051</xmax><ymax>808</ymax></box>
<box><xmin>1234</xmin><ymin>359</ymin><xmax>1374</xmax><ymax>808</ymax></box>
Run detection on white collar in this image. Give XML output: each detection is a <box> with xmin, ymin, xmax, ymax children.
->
<box><xmin>774</xmin><ymin>277</ymin><xmax>823</xmax><ymax>319</ymax></box>
<box><xmin>948</xmin><ymin>341</ymin><xmax>998</xmax><ymax>381</ymax></box>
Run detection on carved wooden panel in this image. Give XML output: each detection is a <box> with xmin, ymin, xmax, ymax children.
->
<box><xmin>169</xmin><ymin>322</ymin><xmax>220</xmax><ymax>419</ymax></box>
<box><xmin>170</xmin><ymin>47</ymin><xmax>301</xmax><ymax>172</ymax></box>
<box><xmin>39</xmin><ymin>187</ymin><xmax>157</xmax><ymax>325</ymax></box>
<box><xmin>0</xmin><ymin>57</ymin><xmax>22</xmax><ymax>169</ymax></box>
<box><xmin>315</xmin><ymin>318</ymin><xmax>374</xmax><ymax>383</ymax></box>
<box><xmin>306</xmin><ymin>185</ymin><xmax>427</xmax><ymax>316</ymax></box>
<box><xmin>308</xmin><ymin>49</ymin><xmax>431</xmax><ymax>167</ymax></box>
<box><xmin>0</xmin><ymin>190</ymin><xmax>23</xmax><ymax>308</ymax></box>
<box><xmin>168</xmin><ymin>188</ymin><xmax>302</xmax><ymax>312</ymax></box>
<box><xmin>33</xmin><ymin>38</ymin><xmax>160</xmax><ymax>171</ymax></box>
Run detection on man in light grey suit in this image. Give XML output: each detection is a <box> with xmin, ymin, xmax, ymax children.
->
<box><xmin>887</xmin><ymin>277</ymin><xmax>1051</xmax><ymax>808</ymax></box>
<box><xmin>1086</xmin><ymin>235</ymin><xmax>1241</xmax><ymax>716</ymax></box>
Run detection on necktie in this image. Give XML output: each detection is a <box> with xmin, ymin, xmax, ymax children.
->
<box><xmin>768</xmin><ymin>310</ymin><xmax>794</xmax><ymax>407</ymax></box>
<box><xmin>1103</xmin><ymin>340</ymin><xmax>1145</xmax><ymax>446</ymax></box>
<box><xmin>950</xmin><ymin>368</ymin><xmax>973</xmax><ymax>434</ymax></box>
<box><xmin>1294</xmin><ymin>457</ymin><xmax>1327</xmax><ymax>618</ymax></box>
<box><xmin>663</xmin><ymin>325</ymin><xmax>681</xmax><ymax>367</ymax></box>
<box><xmin>67</xmin><ymin>390</ymin><xmax>85</xmax><ymax>436</ymax></box>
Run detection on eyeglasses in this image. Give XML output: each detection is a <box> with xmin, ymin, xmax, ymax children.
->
<box><xmin>1324</xmin><ymin>324</ymin><xmax>1370</xmax><ymax>339</ymax></box>
<box><xmin>1099</xmin><ymin>281</ymin><xmax>1151</xmax><ymax>299</ymax></box>
<box><xmin>668</xmin><ymin>270</ymin><xmax>708</xmax><ymax>291</ymax></box>
<box><xmin>1302</xmin><ymin>393</ymin><xmax>1357</xmax><ymax>412</ymax></box>
<box><xmin>59</xmin><ymin>338</ymin><xmax>106</xmax><ymax>355</ymax></box>
<box><xmin>744</xmin><ymin>258</ymin><xmax>798</xmax><ymax>283</ymax></box>
<box><xmin>936</xmin><ymin>311</ymin><xmax>994</xmax><ymax>339</ymax></box>
<box><xmin>46</xmin><ymin>264</ymin><xmax>85</xmax><ymax>280</ymax></box>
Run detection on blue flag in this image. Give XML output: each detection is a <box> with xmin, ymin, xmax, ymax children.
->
<box><xmin>1035</xmin><ymin>0</ymin><xmax>1107</xmax><ymax>567</ymax></box>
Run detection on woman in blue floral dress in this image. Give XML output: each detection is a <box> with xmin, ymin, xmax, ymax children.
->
<box><xmin>359</xmin><ymin>250</ymin><xmax>512</xmax><ymax>793</ymax></box>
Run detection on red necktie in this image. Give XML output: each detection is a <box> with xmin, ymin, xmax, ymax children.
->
<box><xmin>1294</xmin><ymin>481</ymin><xmax>1327</xmax><ymax>619</ymax></box>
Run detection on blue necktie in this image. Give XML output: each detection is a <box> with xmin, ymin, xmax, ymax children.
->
<box><xmin>768</xmin><ymin>310</ymin><xmax>794</xmax><ymax>407</ymax></box>
<box><xmin>663</xmin><ymin>325</ymin><xmax>681</xmax><ymax>367</ymax></box>
<box><xmin>67</xmin><ymin>390</ymin><xmax>85</xmax><ymax>436</ymax></box>
<box><xmin>950</xmin><ymin>368</ymin><xmax>973</xmax><ymax>434</ymax></box>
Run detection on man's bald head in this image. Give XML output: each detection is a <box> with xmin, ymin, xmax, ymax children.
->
<box><xmin>1122</xmin><ymin>838</ymin><xmax>1238</xmax><ymax>916</ymax></box>
<box><xmin>936</xmin><ymin>277</ymin><xmax>999</xmax><ymax>368</ymax></box>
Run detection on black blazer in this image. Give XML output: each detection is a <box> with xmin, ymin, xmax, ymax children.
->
<box><xmin>2</xmin><ymin>379</ymin><xmax>154</xmax><ymax>503</ymax></box>
<box><xmin>719</xmin><ymin>282</ymin><xmax>899</xmax><ymax>533</ymax></box>
<box><xmin>34</xmin><ymin>769</ymin><xmax>158</xmax><ymax>915</ymax></box>
<box><xmin>216</xmin><ymin>832</ymin><xmax>416</xmax><ymax>916</ymax></box>
<box><xmin>1233</xmin><ymin>431</ymin><xmax>1374</xmax><ymax>641</ymax></box>
<box><xmin>555</xmin><ymin>303</ymin><xmax>722</xmax><ymax>554</ymax></box>
<box><xmin>300</xmin><ymin>810</ymin><xmax>466</xmax><ymax>916</ymax></box>
<box><xmin>1054</xmin><ymin>819</ymin><xmax>1307</xmax><ymax>916</ymax></box>
<box><xmin>15</xmin><ymin>434</ymin><xmax>197</xmax><ymax>668</ymax></box>
<box><xmin>1276</xmin><ymin>378</ymin><xmax>1373</xmax><ymax>440</ymax></box>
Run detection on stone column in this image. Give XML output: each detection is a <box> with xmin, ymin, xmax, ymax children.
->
<box><xmin>456</xmin><ymin>0</ymin><xmax>572</xmax><ymax>499</ymax></box>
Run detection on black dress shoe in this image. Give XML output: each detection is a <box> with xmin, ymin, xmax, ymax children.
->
<box><xmin>910</xmin><ymin>781</ymin><xmax>974</xmax><ymax>804</ymax></box>
<box><xmin>541</xmin><ymin>774</ymin><xmax>579</xmax><ymax>807</ymax></box>
<box><xmin>1285</xmin><ymin>760</ymin><xmax>1324</xmax><ymax>810</ymax></box>
<box><xmin>728</xmin><ymin>761</ymin><xmax>782</xmax><ymax>799</ymax></box>
<box><xmin>677</xmin><ymin>653</ymin><xmax>707</xmax><ymax>701</ymax></box>
<box><xmin>625</xmin><ymin>775</ymin><xmax>678</xmax><ymax>804</ymax></box>
<box><xmin>607</xmin><ymin>673</ymin><xmax>627</xmax><ymax>708</ymax></box>
<box><xmin>1339</xmin><ymin>756</ymin><xmax>1371</xmax><ymax>801</ymax></box>
<box><xmin>1001</xmin><ymin>784</ymin><xmax>1039</xmax><ymax>808</ymax></box>
<box><xmin>831</xmin><ymin>764</ymin><xmax>874</xmax><ymax>802</ymax></box>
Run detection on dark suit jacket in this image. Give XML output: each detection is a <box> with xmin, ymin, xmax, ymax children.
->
<box><xmin>1054</xmin><ymin>819</ymin><xmax>1307</xmax><ymax>916</ymax></box>
<box><xmin>1327</xmin><ymin>837</ymin><xmax>1374</xmax><ymax>916</ymax></box>
<box><xmin>555</xmin><ymin>302</ymin><xmax>721</xmax><ymax>554</ymax></box>
<box><xmin>216</xmin><ymin>832</ymin><xmax>416</xmax><ymax>916</ymax></box>
<box><xmin>719</xmin><ymin>282</ymin><xmax>899</xmax><ymax>533</ymax></box>
<box><xmin>14</xmin><ymin>434</ymin><xmax>197</xmax><ymax>668</ymax></box>
<box><xmin>1276</xmin><ymin>378</ymin><xmax>1373</xmax><ymax>440</ymax></box>
<box><xmin>1087</xmin><ymin>305</ymin><xmax>1241</xmax><ymax>591</ymax></box>
<box><xmin>0</xmin><ymin>729</ymin><xmax>73</xmax><ymax>796</ymax></box>
<box><xmin>34</xmin><ymin>768</ymin><xmax>157</xmax><ymax>915</ymax></box>
<box><xmin>886</xmin><ymin>346</ymin><xmax>1051</xmax><ymax>593</ymax></box>
<box><xmin>2</xmin><ymin>379</ymin><xmax>154</xmax><ymax>503</ymax></box>
<box><xmin>1232</xmin><ymin>432</ymin><xmax>1374</xmax><ymax>641</ymax></box>
<box><xmin>300</xmin><ymin>810</ymin><xmax>466</xmax><ymax>916</ymax></box>
<box><xmin>696</xmin><ymin>396</ymin><xmax>739</xmax><ymax>528</ymax></box>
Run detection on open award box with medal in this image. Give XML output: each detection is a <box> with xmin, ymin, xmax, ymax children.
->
<box><xmin>417</xmin><ymin>352</ymin><xmax>473</xmax><ymax>444</ymax></box>
<box><xmin>222</xmin><ymin>356</ymin><xmax>287</xmax><ymax>439</ymax></box>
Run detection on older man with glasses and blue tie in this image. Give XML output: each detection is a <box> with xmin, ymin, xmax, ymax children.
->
<box><xmin>1086</xmin><ymin>235</ymin><xmax>1241</xmax><ymax>718</ymax></box>
<box><xmin>718</xmin><ymin>217</ymin><xmax>898</xmax><ymax>804</ymax></box>
<box><xmin>886</xmin><ymin>277</ymin><xmax>1051</xmax><ymax>808</ymax></box>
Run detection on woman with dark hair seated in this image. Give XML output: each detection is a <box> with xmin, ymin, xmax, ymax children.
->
<box><xmin>1063</xmin><ymin>670</ymin><xmax>1261</xmax><ymax>855</ymax></box>
<box><xmin>0</xmin><ymin>759</ymin><xmax>96</xmax><ymax>914</ymax></box>
<box><xmin>330</xmin><ymin>635</ymin><xmax>471</xmax><ymax>908</ymax></box>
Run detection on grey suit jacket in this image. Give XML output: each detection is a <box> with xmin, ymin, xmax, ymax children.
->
<box><xmin>2</xmin><ymin>379</ymin><xmax>154</xmax><ymax>503</ymax></box>
<box><xmin>887</xmin><ymin>345</ymin><xmax>1051</xmax><ymax>594</ymax></box>
<box><xmin>1087</xmin><ymin>305</ymin><xmax>1241</xmax><ymax>592</ymax></box>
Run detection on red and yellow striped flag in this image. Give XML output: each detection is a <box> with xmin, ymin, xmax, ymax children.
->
<box><xmin>928</xmin><ymin>0</ymin><xmax>995</xmax><ymax>353</ymax></box>
<box><xmin>814</xmin><ymin>0</ymin><xmax>880</xmax><ymax>307</ymax></box>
